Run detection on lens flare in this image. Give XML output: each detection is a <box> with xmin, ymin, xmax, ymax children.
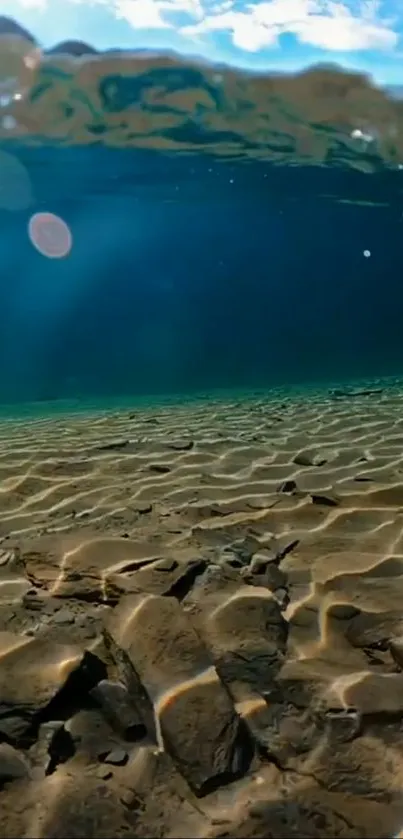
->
<box><xmin>28</xmin><ymin>212</ymin><xmax>72</xmax><ymax>259</ymax></box>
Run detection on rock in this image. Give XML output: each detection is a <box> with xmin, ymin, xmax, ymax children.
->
<box><xmin>273</xmin><ymin>587</ymin><xmax>289</xmax><ymax>610</ymax></box>
<box><xmin>22</xmin><ymin>589</ymin><xmax>45</xmax><ymax>611</ymax></box>
<box><xmin>243</xmin><ymin>547</ymin><xmax>288</xmax><ymax>593</ymax></box>
<box><xmin>102</xmin><ymin>748</ymin><xmax>128</xmax><ymax>766</ymax></box>
<box><xmin>47</xmin><ymin>724</ymin><xmax>76</xmax><ymax>772</ymax></box>
<box><xmin>224</xmin><ymin>535</ymin><xmax>261</xmax><ymax>564</ymax></box>
<box><xmin>275</xmin><ymin>536</ymin><xmax>300</xmax><ymax>562</ymax></box>
<box><xmin>0</xmin><ymin>633</ymin><xmax>106</xmax><ymax>744</ymax></box>
<box><xmin>133</xmin><ymin>502</ymin><xmax>153</xmax><ymax>514</ymax></box>
<box><xmin>53</xmin><ymin>570</ymin><xmax>105</xmax><ymax>602</ymax></box>
<box><xmin>277</xmin><ymin>480</ymin><xmax>298</xmax><ymax>493</ymax></box>
<box><xmin>105</xmin><ymin>557</ymin><xmax>206</xmax><ymax>602</ymax></box>
<box><xmin>90</xmin><ymin>680</ymin><xmax>146</xmax><ymax>741</ymax></box>
<box><xmin>244</xmin><ymin>562</ymin><xmax>287</xmax><ymax>593</ymax></box>
<box><xmin>222</xmin><ymin>552</ymin><xmax>245</xmax><ymax>569</ymax></box>
<box><xmin>248</xmin><ymin>551</ymin><xmax>275</xmax><ymax>574</ymax></box>
<box><xmin>330</xmin><ymin>387</ymin><xmax>383</xmax><ymax>399</ymax></box>
<box><xmin>167</xmin><ymin>440</ymin><xmax>194</xmax><ymax>451</ymax></box>
<box><xmin>21</xmin><ymin>541</ymin><xmax>105</xmax><ymax>602</ymax></box>
<box><xmin>0</xmin><ymin>743</ymin><xmax>30</xmax><ymax>786</ymax></box>
<box><xmin>66</xmin><ymin>709</ymin><xmax>122</xmax><ymax>763</ymax></box>
<box><xmin>293</xmin><ymin>452</ymin><xmax>327</xmax><ymax>467</ymax></box>
<box><xmin>96</xmin><ymin>439</ymin><xmax>129</xmax><ymax>452</ymax></box>
<box><xmin>263</xmin><ymin>564</ymin><xmax>287</xmax><ymax>590</ymax></box>
<box><xmin>319</xmin><ymin>707</ymin><xmax>361</xmax><ymax>744</ymax></box>
<box><xmin>310</xmin><ymin>492</ymin><xmax>340</xmax><ymax>507</ymax></box>
<box><xmin>53</xmin><ymin>609</ymin><xmax>75</xmax><ymax>625</ymax></box>
<box><xmin>330</xmin><ymin>388</ymin><xmax>349</xmax><ymax>398</ymax></box>
<box><xmin>347</xmin><ymin>610</ymin><xmax>403</xmax><ymax>648</ymax></box>
<box><xmin>156</xmin><ymin>558</ymin><xmax>177</xmax><ymax>572</ymax></box>
<box><xmin>29</xmin><ymin>721</ymin><xmax>75</xmax><ymax>776</ymax></box>
<box><xmin>190</xmin><ymin>563</ymin><xmax>226</xmax><ymax>592</ymax></box>
<box><xmin>149</xmin><ymin>464</ymin><xmax>171</xmax><ymax>474</ymax></box>
<box><xmin>20</xmin><ymin>544</ymin><xmax>61</xmax><ymax>589</ymax></box>
<box><xmin>104</xmin><ymin>594</ymin><xmax>253</xmax><ymax>795</ymax></box>
<box><xmin>199</xmin><ymin>586</ymin><xmax>288</xmax><ymax>697</ymax></box>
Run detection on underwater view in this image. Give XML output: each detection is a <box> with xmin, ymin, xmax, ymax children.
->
<box><xmin>1</xmin><ymin>5</ymin><xmax>403</xmax><ymax>837</ymax></box>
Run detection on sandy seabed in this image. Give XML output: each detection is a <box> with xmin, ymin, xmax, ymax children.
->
<box><xmin>1</xmin><ymin>384</ymin><xmax>403</xmax><ymax>837</ymax></box>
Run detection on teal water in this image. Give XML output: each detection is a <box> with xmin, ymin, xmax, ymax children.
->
<box><xmin>2</xmin><ymin>21</ymin><xmax>403</xmax><ymax>839</ymax></box>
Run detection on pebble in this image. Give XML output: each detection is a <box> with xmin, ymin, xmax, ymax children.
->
<box><xmin>134</xmin><ymin>502</ymin><xmax>153</xmax><ymax>514</ymax></box>
<box><xmin>102</xmin><ymin>749</ymin><xmax>128</xmax><ymax>766</ymax></box>
<box><xmin>23</xmin><ymin>590</ymin><xmax>44</xmax><ymax>611</ymax></box>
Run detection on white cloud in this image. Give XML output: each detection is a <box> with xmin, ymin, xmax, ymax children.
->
<box><xmin>115</xmin><ymin>0</ymin><xmax>171</xmax><ymax>28</ymax></box>
<box><xmin>26</xmin><ymin>0</ymin><xmax>399</xmax><ymax>54</ymax></box>
<box><xmin>181</xmin><ymin>0</ymin><xmax>399</xmax><ymax>52</ymax></box>
<box><xmin>295</xmin><ymin>4</ymin><xmax>397</xmax><ymax>50</ymax></box>
<box><xmin>13</xmin><ymin>0</ymin><xmax>48</xmax><ymax>8</ymax></box>
<box><xmin>106</xmin><ymin>0</ymin><xmax>204</xmax><ymax>29</ymax></box>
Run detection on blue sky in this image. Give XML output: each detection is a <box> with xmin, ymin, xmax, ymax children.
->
<box><xmin>2</xmin><ymin>0</ymin><xmax>403</xmax><ymax>84</ymax></box>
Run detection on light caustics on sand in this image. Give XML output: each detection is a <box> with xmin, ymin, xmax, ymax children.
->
<box><xmin>28</xmin><ymin>212</ymin><xmax>73</xmax><ymax>259</ymax></box>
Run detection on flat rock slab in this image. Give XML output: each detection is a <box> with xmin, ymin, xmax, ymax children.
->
<box><xmin>20</xmin><ymin>534</ymin><xmax>157</xmax><ymax>601</ymax></box>
<box><xmin>189</xmin><ymin>585</ymin><xmax>288</xmax><ymax>698</ymax></box>
<box><xmin>104</xmin><ymin>594</ymin><xmax>253</xmax><ymax>795</ymax></box>
<box><xmin>0</xmin><ymin>632</ymin><xmax>105</xmax><ymax>742</ymax></box>
<box><xmin>105</xmin><ymin>557</ymin><xmax>206</xmax><ymax>601</ymax></box>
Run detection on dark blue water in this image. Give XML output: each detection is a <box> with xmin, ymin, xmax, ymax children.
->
<box><xmin>0</xmin><ymin>146</ymin><xmax>402</xmax><ymax>407</ymax></box>
<box><xmin>1</xmin><ymin>21</ymin><xmax>403</xmax><ymax>409</ymax></box>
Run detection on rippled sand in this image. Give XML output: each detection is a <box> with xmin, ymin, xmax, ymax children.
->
<box><xmin>2</xmin><ymin>383</ymin><xmax>403</xmax><ymax>836</ymax></box>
